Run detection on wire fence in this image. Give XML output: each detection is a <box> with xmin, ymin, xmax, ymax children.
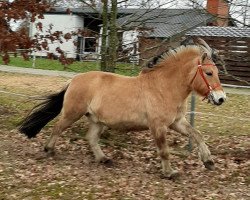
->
<box><xmin>0</xmin><ymin>85</ymin><xmax>249</xmax><ymax>122</ymax></box>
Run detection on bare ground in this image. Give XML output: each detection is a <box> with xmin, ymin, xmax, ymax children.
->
<box><xmin>0</xmin><ymin>72</ymin><xmax>249</xmax><ymax>200</ymax></box>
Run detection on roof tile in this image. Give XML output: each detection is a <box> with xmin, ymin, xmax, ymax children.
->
<box><xmin>186</xmin><ymin>26</ymin><xmax>250</xmax><ymax>38</ymax></box>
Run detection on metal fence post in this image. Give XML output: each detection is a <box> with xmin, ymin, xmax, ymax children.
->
<box><xmin>187</xmin><ymin>92</ymin><xmax>196</xmax><ymax>151</ymax></box>
<box><xmin>32</xmin><ymin>50</ymin><xmax>36</xmax><ymax>68</ymax></box>
<box><xmin>190</xmin><ymin>92</ymin><xmax>196</xmax><ymax>127</ymax></box>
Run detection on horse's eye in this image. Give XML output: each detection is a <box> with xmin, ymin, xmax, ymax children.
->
<box><xmin>206</xmin><ymin>71</ymin><xmax>213</xmax><ymax>76</ymax></box>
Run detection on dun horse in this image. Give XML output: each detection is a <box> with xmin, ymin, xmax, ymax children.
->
<box><xmin>19</xmin><ymin>39</ymin><xmax>226</xmax><ymax>178</ymax></box>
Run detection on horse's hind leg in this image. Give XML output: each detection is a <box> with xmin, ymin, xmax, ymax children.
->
<box><xmin>85</xmin><ymin>123</ymin><xmax>111</xmax><ymax>165</ymax></box>
<box><xmin>44</xmin><ymin>112</ymin><xmax>83</xmax><ymax>155</ymax></box>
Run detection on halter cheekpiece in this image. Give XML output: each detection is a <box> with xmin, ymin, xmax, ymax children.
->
<box><xmin>192</xmin><ymin>60</ymin><xmax>221</xmax><ymax>100</ymax></box>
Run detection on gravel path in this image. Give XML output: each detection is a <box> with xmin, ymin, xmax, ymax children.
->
<box><xmin>0</xmin><ymin>65</ymin><xmax>76</xmax><ymax>78</ymax></box>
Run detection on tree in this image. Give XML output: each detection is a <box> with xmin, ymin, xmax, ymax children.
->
<box><xmin>79</xmin><ymin>0</ymin><xmax>118</xmax><ymax>72</ymax></box>
<box><xmin>186</xmin><ymin>0</ymin><xmax>250</xmax><ymax>27</ymax></box>
<box><xmin>100</xmin><ymin>0</ymin><xmax>108</xmax><ymax>71</ymax></box>
<box><xmin>0</xmin><ymin>0</ymin><xmax>51</xmax><ymax>64</ymax></box>
<box><xmin>107</xmin><ymin>0</ymin><xmax>118</xmax><ymax>72</ymax></box>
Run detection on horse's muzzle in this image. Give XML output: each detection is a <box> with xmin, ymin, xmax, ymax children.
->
<box><xmin>208</xmin><ymin>90</ymin><xmax>226</xmax><ymax>106</ymax></box>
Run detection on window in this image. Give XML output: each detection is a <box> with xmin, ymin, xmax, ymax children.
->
<box><xmin>77</xmin><ymin>37</ymin><xmax>96</xmax><ymax>53</ymax></box>
<box><xmin>84</xmin><ymin>37</ymin><xmax>96</xmax><ymax>52</ymax></box>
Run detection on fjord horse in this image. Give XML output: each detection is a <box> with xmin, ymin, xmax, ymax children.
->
<box><xmin>19</xmin><ymin>43</ymin><xmax>226</xmax><ymax>178</ymax></box>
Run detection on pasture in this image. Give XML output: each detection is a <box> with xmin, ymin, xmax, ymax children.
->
<box><xmin>0</xmin><ymin>72</ymin><xmax>249</xmax><ymax>199</ymax></box>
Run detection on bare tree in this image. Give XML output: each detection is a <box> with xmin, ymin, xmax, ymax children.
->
<box><xmin>186</xmin><ymin>0</ymin><xmax>249</xmax><ymax>26</ymax></box>
<box><xmin>100</xmin><ymin>0</ymin><xmax>108</xmax><ymax>71</ymax></box>
<box><xmin>107</xmin><ymin>0</ymin><xmax>118</xmax><ymax>72</ymax></box>
<box><xmin>0</xmin><ymin>0</ymin><xmax>51</xmax><ymax>64</ymax></box>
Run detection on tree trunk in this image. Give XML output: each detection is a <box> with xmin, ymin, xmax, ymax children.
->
<box><xmin>107</xmin><ymin>0</ymin><xmax>117</xmax><ymax>73</ymax></box>
<box><xmin>100</xmin><ymin>0</ymin><xmax>108</xmax><ymax>71</ymax></box>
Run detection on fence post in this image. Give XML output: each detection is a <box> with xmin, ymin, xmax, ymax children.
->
<box><xmin>190</xmin><ymin>92</ymin><xmax>196</xmax><ymax>127</ymax></box>
<box><xmin>187</xmin><ymin>92</ymin><xmax>196</xmax><ymax>152</ymax></box>
<box><xmin>32</xmin><ymin>50</ymin><xmax>36</xmax><ymax>68</ymax></box>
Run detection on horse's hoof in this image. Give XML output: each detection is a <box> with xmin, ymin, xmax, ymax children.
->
<box><xmin>161</xmin><ymin>170</ymin><xmax>180</xmax><ymax>180</ymax></box>
<box><xmin>99</xmin><ymin>157</ymin><xmax>114</xmax><ymax>167</ymax></box>
<box><xmin>204</xmin><ymin>160</ymin><xmax>215</xmax><ymax>170</ymax></box>
<box><xmin>44</xmin><ymin>146</ymin><xmax>55</xmax><ymax>156</ymax></box>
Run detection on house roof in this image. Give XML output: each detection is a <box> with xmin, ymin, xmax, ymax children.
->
<box><xmin>47</xmin><ymin>7</ymin><xmax>142</xmax><ymax>16</ymax></box>
<box><xmin>47</xmin><ymin>7</ymin><xmax>214</xmax><ymax>39</ymax></box>
<box><xmin>48</xmin><ymin>7</ymin><xmax>92</xmax><ymax>14</ymax></box>
<box><xmin>186</xmin><ymin>26</ymin><xmax>250</xmax><ymax>38</ymax></box>
<box><xmin>117</xmin><ymin>9</ymin><xmax>214</xmax><ymax>38</ymax></box>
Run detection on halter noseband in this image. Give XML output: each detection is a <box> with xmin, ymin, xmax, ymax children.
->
<box><xmin>191</xmin><ymin>60</ymin><xmax>221</xmax><ymax>99</ymax></box>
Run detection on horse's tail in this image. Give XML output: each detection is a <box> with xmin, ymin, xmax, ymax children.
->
<box><xmin>19</xmin><ymin>85</ymin><xmax>69</xmax><ymax>138</ymax></box>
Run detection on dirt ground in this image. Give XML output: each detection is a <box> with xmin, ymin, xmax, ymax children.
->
<box><xmin>0</xmin><ymin>72</ymin><xmax>249</xmax><ymax>200</ymax></box>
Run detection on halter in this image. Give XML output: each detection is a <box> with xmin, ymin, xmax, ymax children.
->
<box><xmin>191</xmin><ymin>60</ymin><xmax>221</xmax><ymax>99</ymax></box>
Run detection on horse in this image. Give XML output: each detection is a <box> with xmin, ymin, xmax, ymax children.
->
<box><xmin>19</xmin><ymin>41</ymin><xmax>226</xmax><ymax>179</ymax></box>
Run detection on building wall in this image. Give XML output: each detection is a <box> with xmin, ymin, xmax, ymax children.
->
<box><xmin>30</xmin><ymin>14</ymin><xmax>84</xmax><ymax>58</ymax></box>
<box><xmin>122</xmin><ymin>30</ymin><xmax>139</xmax><ymax>63</ymax></box>
<box><xmin>198</xmin><ymin>36</ymin><xmax>250</xmax><ymax>86</ymax></box>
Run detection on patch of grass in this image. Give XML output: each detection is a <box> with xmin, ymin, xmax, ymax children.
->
<box><xmin>0</xmin><ymin>94</ymin><xmax>35</xmax><ymax>130</ymax></box>
<box><xmin>16</xmin><ymin>183</ymin><xmax>80</xmax><ymax>200</ymax></box>
<box><xmin>188</xmin><ymin>93</ymin><xmax>250</xmax><ymax>136</ymax></box>
<box><xmin>1</xmin><ymin>57</ymin><xmax>140</xmax><ymax>76</ymax></box>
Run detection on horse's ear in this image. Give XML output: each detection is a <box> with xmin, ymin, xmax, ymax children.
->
<box><xmin>180</xmin><ymin>37</ymin><xmax>195</xmax><ymax>46</ymax></box>
<box><xmin>194</xmin><ymin>38</ymin><xmax>210</xmax><ymax>49</ymax></box>
<box><xmin>194</xmin><ymin>38</ymin><xmax>213</xmax><ymax>57</ymax></box>
<box><xmin>201</xmin><ymin>52</ymin><xmax>207</xmax><ymax>62</ymax></box>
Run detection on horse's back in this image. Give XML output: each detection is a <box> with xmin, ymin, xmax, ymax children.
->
<box><xmin>70</xmin><ymin>71</ymin><xmax>139</xmax><ymax>92</ymax></box>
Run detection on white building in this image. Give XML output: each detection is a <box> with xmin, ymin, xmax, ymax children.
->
<box><xmin>29</xmin><ymin>7</ymin><xmax>102</xmax><ymax>59</ymax></box>
<box><xmin>30</xmin><ymin>14</ymin><xmax>82</xmax><ymax>58</ymax></box>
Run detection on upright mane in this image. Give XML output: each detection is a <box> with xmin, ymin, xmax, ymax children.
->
<box><xmin>142</xmin><ymin>45</ymin><xmax>201</xmax><ymax>73</ymax></box>
<box><xmin>158</xmin><ymin>45</ymin><xmax>200</xmax><ymax>67</ymax></box>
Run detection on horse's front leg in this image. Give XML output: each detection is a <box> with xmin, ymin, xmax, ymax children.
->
<box><xmin>170</xmin><ymin>118</ymin><xmax>214</xmax><ymax>170</ymax></box>
<box><xmin>151</xmin><ymin>125</ymin><xmax>179</xmax><ymax>179</ymax></box>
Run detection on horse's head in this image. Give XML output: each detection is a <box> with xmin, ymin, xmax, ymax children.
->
<box><xmin>191</xmin><ymin>52</ymin><xmax>226</xmax><ymax>105</ymax></box>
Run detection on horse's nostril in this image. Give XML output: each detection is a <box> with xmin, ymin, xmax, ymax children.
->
<box><xmin>218</xmin><ymin>98</ymin><xmax>224</xmax><ymax>103</ymax></box>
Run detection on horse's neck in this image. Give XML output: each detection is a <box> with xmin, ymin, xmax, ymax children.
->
<box><xmin>145</xmin><ymin>57</ymin><xmax>196</xmax><ymax>100</ymax></box>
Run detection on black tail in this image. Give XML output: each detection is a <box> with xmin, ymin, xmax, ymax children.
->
<box><xmin>19</xmin><ymin>86</ymin><xmax>68</xmax><ymax>138</ymax></box>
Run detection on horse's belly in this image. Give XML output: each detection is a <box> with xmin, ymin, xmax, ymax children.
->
<box><xmin>89</xmin><ymin>111</ymin><xmax>148</xmax><ymax>131</ymax></box>
<box><xmin>108</xmin><ymin>122</ymin><xmax>149</xmax><ymax>132</ymax></box>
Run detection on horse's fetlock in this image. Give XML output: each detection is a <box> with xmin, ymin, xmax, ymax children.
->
<box><xmin>44</xmin><ymin>146</ymin><xmax>55</xmax><ymax>156</ymax></box>
<box><xmin>99</xmin><ymin>157</ymin><xmax>114</xmax><ymax>167</ymax></box>
<box><xmin>161</xmin><ymin>169</ymin><xmax>180</xmax><ymax>180</ymax></box>
<box><xmin>203</xmin><ymin>160</ymin><xmax>215</xmax><ymax>170</ymax></box>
